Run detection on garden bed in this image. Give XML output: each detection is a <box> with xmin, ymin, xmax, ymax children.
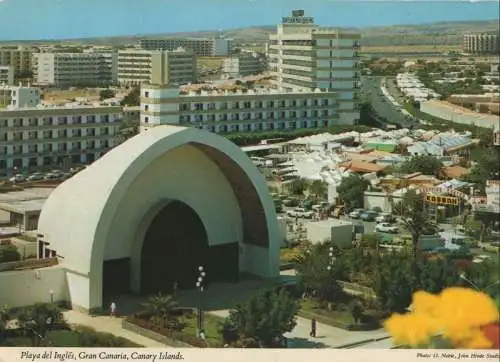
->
<box><xmin>1</xmin><ymin>326</ymin><xmax>141</xmax><ymax>347</ymax></box>
<box><xmin>298</xmin><ymin>298</ymin><xmax>382</xmax><ymax>331</ymax></box>
<box><xmin>126</xmin><ymin>309</ymin><xmax>225</xmax><ymax>348</ymax></box>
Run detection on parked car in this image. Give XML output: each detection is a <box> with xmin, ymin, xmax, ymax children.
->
<box><xmin>349</xmin><ymin>209</ymin><xmax>364</xmax><ymax>219</ymax></box>
<box><xmin>26</xmin><ymin>173</ymin><xmax>44</xmax><ymax>181</ymax></box>
<box><xmin>360</xmin><ymin>211</ymin><xmax>378</xmax><ymax>221</ymax></box>
<box><xmin>376</xmin><ymin>212</ymin><xmax>395</xmax><ymax>223</ymax></box>
<box><xmin>9</xmin><ymin>174</ymin><xmax>26</xmax><ymax>182</ymax></box>
<box><xmin>287</xmin><ymin>207</ymin><xmax>314</xmax><ymax>219</ymax></box>
<box><xmin>375</xmin><ymin>223</ymin><xmax>399</xmax><ymax>234</ymax></box>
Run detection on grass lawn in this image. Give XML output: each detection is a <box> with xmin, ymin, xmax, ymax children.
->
<box><xmin>180</xmin><ymin>313</ymin><xmax>224</xmax><ymax>347</ymax></box>
<box><xmin>299</xmin><ymin>298</ymin><xmax>382</xmax><ymax>331</ymax></box>
<box><xmin>300</xmin><ymin>299</ymin><xmax>354</xmax><ymax>327</ymax></box>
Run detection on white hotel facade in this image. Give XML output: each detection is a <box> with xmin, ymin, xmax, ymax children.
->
<box><xmin>0</xmin><ymin>85</ymin><xmax>121</xmax><ymax>176</ymax></box>
<box><xmin>139</xmin><ymin>86</ymin><xmax>345</xmax><ymax>134</ymax></box>
<box><xmin>139</xmin><ymin>10</ymin><xmax>361</xmax><ymax>133</ymax></box>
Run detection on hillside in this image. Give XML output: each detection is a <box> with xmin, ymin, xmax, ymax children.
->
<box><xmin>0</xmin><ymin>20</ymin><xmax>497</xmax><ymax>47</ymax></box>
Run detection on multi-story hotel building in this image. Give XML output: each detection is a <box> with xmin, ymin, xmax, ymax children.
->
<box><xmin>0</xmin><ymin>46</ymin><xmax>36</xmax><ymax>77</ymax></box>
<box><xmin>0</xmin><ymin>66</ymin><xmax>14</xmax><ymax>85</ymax></box>
<box><xmin>463</xmin><ymin>33</ymin><xmax>499</xmax><ymax>55</ymax></box>
<box><xmin>139</xmin><ymin>37</ymin><xmax>232</xmax><ymax>56</ymax></box>
<box><xmin>0</xmin><ymin>85</ymin><xmax>121</xmax><ymax>176</ymax></box>
<box><xmin>268</xmin><ymin>10</ymin><xmax>361</xmax><ymax>125</ymax></box>
<box><xmin>222</xmin><ymin>53</ymin><xmax>267</xmax><ymax>77</ymax></box>
<box><xmin>33</xmin><ymin>52</ymin><xmax>118</xmax><ymax>88</ymax></box>
<box><xmin>117</xmin><ymin>48</ymin><xmax>197</xmax><ymax>86</ymax></box>
<box><xmin>139</xmin><ymin>85</ymin><xmax>347</xmax><ymax>134</ymax></box>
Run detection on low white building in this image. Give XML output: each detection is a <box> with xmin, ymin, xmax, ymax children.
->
<box><xmin>305</xmin><ymin>219</ymin><xmax>353</xmax><ymax>247</ymax></box>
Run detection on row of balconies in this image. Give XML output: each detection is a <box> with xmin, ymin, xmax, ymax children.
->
<box><xmin>5</xmin><ymin>117</ymin><xmax>119</xmax><ymax>128</ymax></box>
<box><xmin>178</xmin><ymin>109</ymin><xmax>337</xmax><ymax>122</ymax></box>
<box><xmin>178</xmin><ymin>99</ymin><xmax>332</xmax><ymax>111</ymax></box>
<box><xmin>0</xmin><ymin>146</ymin><xmax>111</xmax><ymax>157</ymax></box>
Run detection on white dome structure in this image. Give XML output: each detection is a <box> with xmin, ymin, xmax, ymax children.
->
<box><xmin>38</xmin><ymin>126</ymin><xmax>280</xmax><ymax>313</ymax></box>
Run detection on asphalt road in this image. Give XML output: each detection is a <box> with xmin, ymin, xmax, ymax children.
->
<box><xmin>362</xmin><ymin>76</ymin><xmax>414</xmax><ymax>128</ymax></box>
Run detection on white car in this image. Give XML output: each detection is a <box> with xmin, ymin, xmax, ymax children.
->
<box><xmin>9</xmin><ymin>174</ymin><xmax>25</xmax><ymax>182</ymax></box>
<box><xmin>375</xmin><ymin>223</ymin><xmax>399</xmax><ymax>234</ymax></box>
<box><xmin>26</xmin><ymin>173</ymin><xmax>44</xmax><ymax>181</ymax></box>
<box><xmin>376</xmin><ymin>213</ymin><xmax>395</xmax><ymax>223</ymax></box>
<box><xmin>349</xmin><ymin>209</ymin><xmax>364</xmax><ymax>219</ymax></box>
<box><xmin>287</xmin><ymin>208</ymin><xmax>314</xmax><ymax>219</ymax></box>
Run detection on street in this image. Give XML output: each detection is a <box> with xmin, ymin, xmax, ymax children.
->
<box><xmin>362</xmin><ymin>76</ymin><xmax>414</xmax><ymax>128</ymax></box>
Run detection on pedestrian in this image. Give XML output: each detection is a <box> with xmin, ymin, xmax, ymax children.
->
<box><xmin>110</xmin><ymin>301</ymin><xmax>117</xmax><ymax>317</ymax></box>
<box><xmin>309</xmin><ymin>318</ymin><xmax>317</xmax><ymax>338</ymax></box>
<box><xmin>173</xmin><ymin>281</ymin><xmax>179</xmax><ymax>296</ymax></box>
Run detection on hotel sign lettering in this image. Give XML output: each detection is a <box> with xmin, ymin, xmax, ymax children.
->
<box><xmin>426</xmin><ymin>194</ymin><xmax>459</xmax><ymax>206</ymax></box>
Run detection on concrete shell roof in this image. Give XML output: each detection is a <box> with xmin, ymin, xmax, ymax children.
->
<box><xmin>38</xmin><ymin>125</ymin><xmax>277</xmax><ymax>275</ymax></box>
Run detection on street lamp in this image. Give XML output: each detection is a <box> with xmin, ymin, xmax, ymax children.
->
<box><xmin>195</xmin><ymin>265</ymin><xmax>207</xmax><ymax>338</ymax></box>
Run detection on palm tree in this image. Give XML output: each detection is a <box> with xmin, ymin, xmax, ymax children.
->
<box><xmin>392</xmin><ymin>189</ymin><xmax>435</xmax><ymax>258</ymax></box>
<box><xmin>141</xmin><ymin>293</ymin><xmax>178</xmax><ymax>329</ymax></box>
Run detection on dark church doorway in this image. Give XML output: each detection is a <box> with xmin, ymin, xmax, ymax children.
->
<box><xmin>140</xmin><ymin>200</ymin><xmax>210</xmax><ymax>294</ymax></box>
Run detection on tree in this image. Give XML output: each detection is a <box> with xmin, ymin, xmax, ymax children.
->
<box><xmin>294</xmin><ymin>242</ymin><xmax>346</xmax><ymax>304</ymax></box>
<box><xmin>399</xmin><ymin>155</ymin><xmax>443</xmax><ymax>177</ymax></box>
<box><xmin>99</xmin><ymin>88</ymin><xmax>115</xmax><ymax>101</ymax></box>
<box><xmin>309</xmin><ymin>180</ymin><xmax>327</xmax><ymax>200</ymax></box>
<box><xmin>464</xmin><ymin>147</ymin><xmax>500</xmax><ymax>192</ymax></box>
<box><xmin>337</xmin><ymin>174</ymin><xmax>370</xmax><ymax>210</ymax></box>
<box><xmin>360</xmin><ymin>233</ymin><xmax>381</xmax><ymax>253</ymax></box>
<box><xmin>16</xmin><ymin>304</ymin><xmax>63</xmax><ymax>346</ymax></box>
<box><xmin>0</xmin><ymin>245</ymin><xmax>21</xmax><ymax>264</ymax></box>
<box><xmin>392</xmin><ymin>189</ymin><xmax>434</xmax><ymax>257</ymax></box>
<box><xmin>0</xmin><ymin>305</ymin><xmax>8</xmax><ymax>343</ymax></box>
<box><xmin>120</xmin><ymin>87</ymin><xmax>140</xmax><ymax>106</ymax></box>
<box><xmin>288</xmin><ymin>178</ymin><xmax>308</xmax><ymax>196</ymax></box>
<box><xmin>141</xmin><ymin>293</ymin><xmax>179</xmax><ymax>330</ymax></box>
<box><xmin>221</xmin><ymin>289</ymin><xmax>299</xmax><ymax>348</ymax></box>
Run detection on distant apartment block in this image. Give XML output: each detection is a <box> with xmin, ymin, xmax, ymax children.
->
<box><xmin>139</xmin><ymin>84</ymin><xmax>348</xmax><ymax>134</ymax></box>
<box><xmin>222</xmin><ymin>53</ymin><xmax>267</xmax><ymax>77</ymax></box>
<box><xmin>268</xmin><ymin>10</ymin><xmax>361</xmax><ymax>125</ymax></box>
<box><xmin>463</xmin><ymin>33</ymin><xmax>499</xmax><ymax>55</ymax></box>
<box><xmin>139</xmin><ymin>37</ymin><xmax>233</xmax><ymax>56</ymax></box>
<box><xmin>0</xmin><ymin>66</ymin><xmax>14</xmax><ymax>85</ymax></box>
<box><xmin>33</xmin><ymin>52</ymin><xmax>118</xmax><ymax>88</ymax></box>
<box><xmin>117</xmin><ymin>48</ymin><xmax>196</xmax><ymax>86</ymax></box>
<box><xmin>0</xmin><ymin>87</ymin><xmax>121</xmax><ymax>175</ymax></box>
<box><xmin>0</xmin><ymin>84</ymin><xmax>41</xmax><ymax>109</ymax></box>
<box><xmin>0</xmin><ymin>46</ymin><xmax>35</xmax><ymax>77</ymax></box>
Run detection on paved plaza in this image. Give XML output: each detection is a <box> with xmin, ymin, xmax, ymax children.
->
<box><xmin>75</xmin><ymin>275</ymin><xmax>391</xmax><ymax>349</ymax></box>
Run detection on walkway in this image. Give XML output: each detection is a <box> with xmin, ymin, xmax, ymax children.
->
<box><xmin>66</xmin><ymin>276</ymin><xmax>390</xmax><ymax>349</ymax></box>
<box><xmin>62</xmin><ymin>310</ymin><xmax>166</xmax><ymax>347</ymax></box>
<box><xmin>208</xmin><ymin>309</ymin><xmax>389</xmax><ymax>348</ymax></box>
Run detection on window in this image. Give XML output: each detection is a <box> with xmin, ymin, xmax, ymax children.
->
<box><xmin>144</xmin><ymin>105</ymin><xmax>149</xmax><ymax>111</ymax></box>
<box><xmin>144</xmin><ymin>91</ymin><xmax>149</xmax><ymax>97</ymax></box>
<box><xmin>144</xmin><ymin>117</ymin><xmax>149</xmax><ymax>123</ymax></box>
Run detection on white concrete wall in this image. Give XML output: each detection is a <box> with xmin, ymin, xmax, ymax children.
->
<box><xmin>0</xmin><ymin>266</ymin><xmax>68</xmax><ymax>308</ymax></box>
<box><xmin>65</xmin><ymin>270</ymin><xmax>91</xmax><ymax>311</ymax></box>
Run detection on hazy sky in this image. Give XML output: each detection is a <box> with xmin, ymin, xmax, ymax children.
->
<box><xmin>0</xmin><ymin>0</ymin><xmax>498</xmax><ymax>40</ymax></box>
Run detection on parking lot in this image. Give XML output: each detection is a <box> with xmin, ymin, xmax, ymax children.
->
<box><xmin>3</xmin><ymin>166</ymin><xmax>85</xmax><ymax>184</ymax></box>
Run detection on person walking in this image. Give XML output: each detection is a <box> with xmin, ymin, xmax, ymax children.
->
<box><xmin>309</xmin><ymin>318</ymin><xmax>317</xmax><ymax>338</ymax></box>
<box><xmin>110</xmin><ymin>301</ymin><xmax>117</xmax><ymax>317</ymax></box>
